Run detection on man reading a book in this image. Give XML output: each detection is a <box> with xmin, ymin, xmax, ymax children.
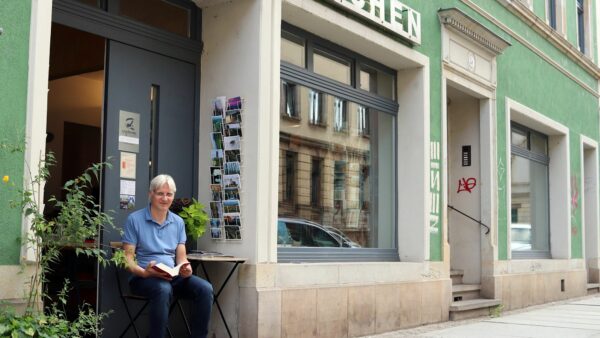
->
<box><xmin>122</xmin><ymin>174</ymin><xmax>213</xmax><ymax>338</ymax></box>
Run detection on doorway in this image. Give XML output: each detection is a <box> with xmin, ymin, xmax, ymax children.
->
<box><xmin>447</xmin><ymin>85</ymin><xmax>482</xmax><ymax>286</ymax></box>
<box><xmin>45</xmin><ymin>23</ymin><xmax>105</xmax><ymax>320</ymax></box>
<box><xmin>582</xmin><ymin>139</ymin><xmax>599</xmax><ymax>284</ymax></box>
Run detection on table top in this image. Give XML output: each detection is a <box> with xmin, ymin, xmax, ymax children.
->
<box><xmin>187</xmin><ymin>253</ymin><xmax>247</xmax><ymax>263</ymax></box>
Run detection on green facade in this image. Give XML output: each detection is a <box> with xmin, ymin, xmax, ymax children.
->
<box><xmin>0</xmin><ymin>0</ymin><xmax>32</xmax><ymax>265</ymax></box>
<box><xmin>397</xmin><ymin>0</ymin><xmax>599</xmax><ymax>260</ymax></box>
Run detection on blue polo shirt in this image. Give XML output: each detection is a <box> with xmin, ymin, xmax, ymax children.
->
<box><xmin>122</xmin><ymin>206</ymin><xmax>186</xmax><ymax>269</ymax></box>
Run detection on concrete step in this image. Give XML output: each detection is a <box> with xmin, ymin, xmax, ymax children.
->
<box><xmin>587</xmin><ymin>283</ymin><xmax>600</xmax><ymax>295</ymax></box>
<box><xmin>450</xmin><ymin>269</ymin><xmax>464</xmax><ymax>285</ymax></box>
<box><xmin>452</xmin><ymin>284</ymin><xmax>481</xmax><ymax>301</ymax></box>
<box><xmin>449</xmin><ymin>298</ymin><xmax>502</xmax><ymax>321</ymax></box>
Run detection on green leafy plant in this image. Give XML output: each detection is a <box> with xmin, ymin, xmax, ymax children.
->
<box><xmin>170</xmin><ymin>198</ymin><xmax>209</xmax><ymax>240</ymax></box>
<box><xmin>1</xmin><ymin>143</ymin><xmax>121</xmax><ymax>337</ymax></box>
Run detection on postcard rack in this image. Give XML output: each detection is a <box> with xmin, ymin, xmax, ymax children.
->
<box><xmin>208</xmin><ymin>96</ymin><xmax>243</xmax><ymax>241</ymax></box>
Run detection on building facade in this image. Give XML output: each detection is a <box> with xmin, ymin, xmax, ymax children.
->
<box><xmin>1</xmin><ymin>0</ymin><xmax>600</xmax><ymax>336</ymax></box>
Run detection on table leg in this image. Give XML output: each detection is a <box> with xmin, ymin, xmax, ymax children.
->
<box><xmin>200</xmin><ymin>261</ymin><xmax>243</xmax><ymax>338</ymax></box>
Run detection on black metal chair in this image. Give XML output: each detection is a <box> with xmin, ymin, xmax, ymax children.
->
<box><xmin>110</xmin><ymin>242</ymin><xmax>191</xmax><ymax>338</ymax></box>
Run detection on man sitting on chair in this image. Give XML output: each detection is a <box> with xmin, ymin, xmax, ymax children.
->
<box><xmin>122</xmin><ymin>174</ymin><xmax>213</xmax><ymax>338</ymax></box>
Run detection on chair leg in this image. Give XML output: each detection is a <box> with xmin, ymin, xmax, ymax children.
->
<box><xmin>177</xmin><ymin>300</ymin><xmax>192</xmax><ymax>336</ymax></box>
<box><xmin>120</xmin><ymin>300</ymin><xmax>148</xmax><ymax>338</ymax></box>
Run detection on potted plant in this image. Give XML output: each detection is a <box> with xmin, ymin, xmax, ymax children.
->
<box><xmin>170</xmin><ymin>198</ymin><xmax>209</xmax><ymax>251</ymax></box>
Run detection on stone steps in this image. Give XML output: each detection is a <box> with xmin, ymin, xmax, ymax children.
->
<box><xmin>449</xmin><ymin>298</ymin><xmax>502</xmax><ymax>321</ymax></box>
<box><xmin>452</xmin><ymin>283</ymin><xmax>481</xmax><ymax>301</ymax></box>
<box><xmin>587</xmin><ymin>283</ymin><xmax>600</xmax><ymax>295</ymax></box>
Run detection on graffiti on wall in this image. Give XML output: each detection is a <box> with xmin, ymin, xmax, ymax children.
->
<box><xmin>457</xmin><ymin>177</ymin><xmax>476</xmax><ymax>193</ymax></box>
<box><xmin>429</xmin><ymin>141</ymin><xmax>440</xmax><ymax>234</ymax></box>
<box><xmin>571</xmin><ymin>175</ymin><xmax>579</xmax><ymax>236</ymax></box>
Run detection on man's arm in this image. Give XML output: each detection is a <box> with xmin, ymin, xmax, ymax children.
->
<box><xmin>175</xmin><ymin>243</ymin><xmax>192</xmax><ymax>278</ymax></box>
<box><xmin>123</xmin><ymin>242</ymin><xmax>171</xmax><ymax>280</ymax></box>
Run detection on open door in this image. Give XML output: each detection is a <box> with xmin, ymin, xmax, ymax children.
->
<box><xmin>98</xmin><ymin>40</ymin><xmax>197</xmax><ymax>337</ymax></box>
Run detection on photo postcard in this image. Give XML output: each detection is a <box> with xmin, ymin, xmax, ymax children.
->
<box><xmin>210</xmin><ymin>132</ymin><xmax>223</xmax><ymax>150</ymax></box>
<box><xmin>224</xmin><ymin>187</ymin><xmax>240</xmax><ymax>200</ymax></box>
<box><xmin>224</xmin><ymin>161</ymin><xmax>240</xmax><ymax>175</ymax></box>
<box><xmin>224</xmin><ymin>225</ymin><xmax>241</xmax><ymax>240</ymax></box>
<box><xmin>211</xmin><ymin>149</ymin><xmax>224</xmax><ymax>167</ymax></box>
<box><xmin>223</xmin><ymin>199</ymin><xmax>240</xmax><ymax>213</ymax></box>
<box><xmin>224</xmin><ymin>213</ymin><xmax>242</xmax><ymax>226</ymax></box>
<box><xmin>227</xmin><ymin>96</ymin><xmax>242</xmax><ymax>110</ymax></box>
<box><xmin>210</xmin><ymin>167</ymin><xmax>222</xmax><ymax>184</ymax></box>
<box><xmin>212</xmin><ymin>116</ymin><xmax>223</xmax><ymax>133</ymax></box>
<box><xmin>213</xmin><ymin>96</ymin><xmax>226</xmax><ymax>116</ymax></box>
<box><xmin>225</xmin><ymin>110</ymin><xmax>242</xmax><ymax>124</ymax></box>
<box><xmin>224</xmin><ymin>135</ymin><xmax>241</xmax><ymax>151</ymax></box>
<box><xmin>210</xmin><ymin>226</ymin><xmax>222</xmax><ymax>239</ymax></box>
<box><xmin>210</xmin><ymin>218</ymin><xmax>222</xmax><ymax>228</ymax></box>
<box><xmin>209</xmin><ymin>201</ymin><xmax>223</xmax><ymax>219</ymax></box>
<box><xmin>224</xmin><ymin>123</ymin><xmax>242</xmax><ymax>137</ymax></box>
<box><xmin>224</xmin><ymin>150</ymin><xmax>241</xmax><ymax>163</ymax></box>
<box><xmin>223</xmin><ymin>174</ymin><xmax>241</xmax><ymax>189</ymax></box>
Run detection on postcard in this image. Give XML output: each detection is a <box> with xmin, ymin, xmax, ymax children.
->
<box><xmin>224</xmin><ymin>123</ymin><xmax>242</xmax><ymax>137</ymax></box>
<box><xmin>224</xmin><ymin>213</ymin><xmax>241</xmax><ymax>226</ymax></box>
<box><xmin>210</xmin><ymin>167</ymin><xmax>222</xmax><ymax>185</ymax></box>
<box><xmin>213</xmin><ymin>96</ymin><xmax>226</xmax><ymax>116</ymax></box>
<box><xmin>210</xmin><ymin>226</ymin><xmax>222</xmax><ymax>239</ymax></box>
<box><xmin>223</xmin><ymin>174</ymin><xmax>241</xmax><ymax>189</ymax></box>
<box><xmin>224</xmin><ymin>161</ymin><xmax>240</xmax><ymax>175</ymax></box>
<box><xmin>224</xmin><ymin>150</ymin><xmax>240</xmax><ymax>163</ymax></box>
<box><xmin>224</xmin><ymin>225</ymin><xmax>241</xmax><ymax>240</ymax></box>
<box><xmin>212</xmin><ymin>116</ymin><xmax>223</xmax><ymax>133</ymax></box>
<box><xmin>225</xmin><ymin>110</ymin><xmax>242</xmax><ymax>124</ymax></box>
<box><xmin>210</xmin><ymin>218</ymin><xmax>222</xmax><ymax>228</ymax></box>
<box><xmin>223</xmin><ymin>200</ymin><xmax>240</xmax><ymax>213</ymax></box>
<box><xmin>224</xmin><ymin>187</ymin><xmax>240</xmax><ymax>200</ymax></box>
<box><xmin>224</xmin><ymin>135</ymin><xmax>241</xmax><ymax>151</ymax></box>
<box><xmin>211</xmin><ymin>149</ymin><xmax>224</xmax><ymax>167</ymax></box>
<box><xmin>210</xmin><ymin>132</ymin><xmax>223</xmax><ymax>150</ymax></box>
<box><xmin>209</xmin><ymin>201</ymin><xmax>223</xmax><ymax>219</ymax></box>
<box><xmin>227</xmin><ymin>96</ymin><xmax>242</xmax><ymax>110</ymax></box>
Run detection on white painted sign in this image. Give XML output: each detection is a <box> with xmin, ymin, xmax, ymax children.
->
<box><xmin>328</xmin><ymin>0</ymin><xmax>421</xmax><ymax>44</ymax></box>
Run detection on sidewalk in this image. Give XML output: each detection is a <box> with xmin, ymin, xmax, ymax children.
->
<box><xmin>362</xmin><ymin>295</ymin><xmax>600</xmax><ymax>337</ymax></box>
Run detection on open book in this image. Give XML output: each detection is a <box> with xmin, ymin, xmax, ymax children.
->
<box><xmin>152</xmin><ymin>261</ymin><xmax>190</xmax><ymax>277</ymax></box>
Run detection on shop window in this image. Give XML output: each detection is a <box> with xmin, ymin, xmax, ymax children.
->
<box><xmin>279</xmin><ymin>23</ymin><xmax>398</xmax><ymax>262</ymax></box>
<box><xmin>333</xmin><ymin>98</ymin><xmax>348</xmax><ymax>132</ymax></box>
<box><xmin>510</xmin><ymin>123</ymin><xmax>550</xmax><ymax>258</ymax></box>
<box><xmin>313</xmin><ymin>49</ymin><xmax>351</xmax><ymax>85</ymax></box>
<box><xmin>119</xmin><ymin>0</ymin><xmax>191</xmax><ymax>38</ymax></box>
<box><xmin>309</xmin><ymin>90</ymin><xmax>325</xmax><ymax>126</ymax></box>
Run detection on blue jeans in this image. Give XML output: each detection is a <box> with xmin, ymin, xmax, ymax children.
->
<box><xmin>130</xmin><ymin>275</ymin><xmax>213</xmax><ymax>338</ymax></box>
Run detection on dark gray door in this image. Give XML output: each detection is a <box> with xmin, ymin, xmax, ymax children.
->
<box><xmin>99</xmin><ymin>41</ymin><xmax>197</xmax><ymax>337</ymax></box>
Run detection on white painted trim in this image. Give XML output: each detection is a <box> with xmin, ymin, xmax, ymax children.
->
<box><xmin>505</xmin><ymin>97</ymin><xmax>570</xmax><ymax>260</ymax></box>
<box><xmin>580</xmin><ymin>135</ymin><xmax>599</xmax><ymax>266</ymax></box>
<box><xmin>22</xmin><ymin>0</ymin><xmax>53</xmax><ymax>263</ymax></box>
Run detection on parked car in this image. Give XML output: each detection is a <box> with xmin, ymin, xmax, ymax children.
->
<box><xmin>277</xmin><ymin>217</ymin><xmax>361</xmax><ymax>248</ymax></box>
<box><xmin>511</xmin><ymin>223</ymin><xmax>532</xmax><ymax>251</ymax></box>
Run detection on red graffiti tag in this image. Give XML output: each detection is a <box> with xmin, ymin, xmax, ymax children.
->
<box><xmin>457</xmin><ymin>177</ymin><xmax>476</xmax><ymax>193</ymax></box>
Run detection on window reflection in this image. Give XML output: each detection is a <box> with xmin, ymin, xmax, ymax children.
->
<box><xmin>279</xmin><ymin>82</ymin><xmax>395</xmax><ymax>249</ymax></box>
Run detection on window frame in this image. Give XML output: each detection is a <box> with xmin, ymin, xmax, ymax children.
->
<box><xmin>510</xmin><ymin>122</ymin><xmax>551</xmax><ymax>259</ymax></box>
<box><xmin>278</xmin><ymin>23</ymin><xmax>399</xmax><ymax>263</ymax></box>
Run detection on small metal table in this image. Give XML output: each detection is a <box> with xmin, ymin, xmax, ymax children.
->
<box><xmin>187</xmin><ymin>254</ymin><xmax>246</xmax><ymax>338</ymax></box>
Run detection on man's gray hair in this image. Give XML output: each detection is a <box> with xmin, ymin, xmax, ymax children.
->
<box><xmin>149</xmin><ymin>174</ymin><xmax>177</xmax><ymax>193</ymax></box>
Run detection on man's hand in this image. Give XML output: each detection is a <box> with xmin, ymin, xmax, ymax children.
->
<box><xmin>144</xmin><ymin>260</ymin><xmax>172</xmax><ymax>281</ymax></box>
<box><xmin>179</xmin><ymin>262</ymin><xmax>192</xmax><ymax>278</ymax></box>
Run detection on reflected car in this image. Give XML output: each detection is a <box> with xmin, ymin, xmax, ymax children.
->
<box><xmin>277</xmin><ymin>217</ymin><xmax>361</xmax><ymax>248</ymax></box>
<box><xmin>510</xmin><ymin>223</ymin><xmax>532</xmax><ymax>251</ymax></box>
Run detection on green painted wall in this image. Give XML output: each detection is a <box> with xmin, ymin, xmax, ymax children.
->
<box><xmin>398</xmin><ymin>0</ymin><xmax>599</xmax><ymax>261</ymax></box>
<box><xmin>0</xmin><ymin>0</ymin><xmax>32</xmax><ymax>265</ymax></box>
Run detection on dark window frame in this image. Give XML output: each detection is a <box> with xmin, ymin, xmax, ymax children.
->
<box><xmin>576</xmin><ymin>0</ymin><xmax>585</xmax><ymax>53</ymax></box>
